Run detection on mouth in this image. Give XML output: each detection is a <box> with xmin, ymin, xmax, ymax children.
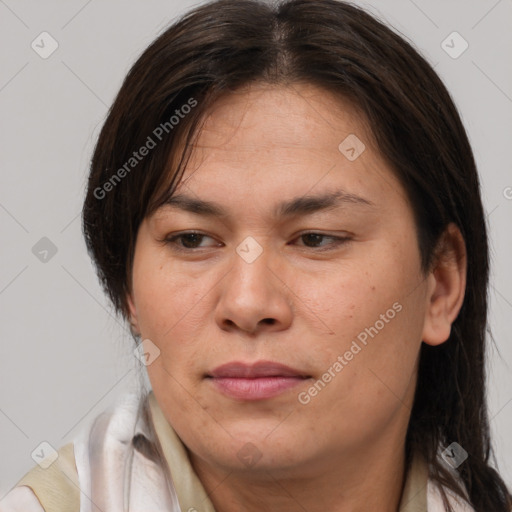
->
<box><xmin>205</xmin><ymin>360</ymin><xmax>311</xmax><ymax>401</ymax></box>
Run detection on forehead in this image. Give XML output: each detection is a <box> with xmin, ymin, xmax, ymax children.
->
<box><xmin>156</xmin><ymin>82</ymin><xmax>408</xmax><ymax>218</ymax></box>
<box><xmin>189</xmin><ymin>82</ymin><xmax>371</xmax><ymax>160</ymax></box>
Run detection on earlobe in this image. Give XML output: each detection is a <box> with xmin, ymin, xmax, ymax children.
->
<box><xmin>421</xmin><ymin>223</ymin><xmax>467</xmax><ymax>347</ymax></box>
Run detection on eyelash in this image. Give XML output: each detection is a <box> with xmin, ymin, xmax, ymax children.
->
<box><xmin>162</xmin><ymin>231</ymin><xmax>351</xmax><ymax>253</ymax></box>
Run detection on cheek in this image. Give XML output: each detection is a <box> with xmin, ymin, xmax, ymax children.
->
<box><xmin>319</xmin><ymin>273</ymin><xmax>424</xmax><ymax>406</ymax></box>
<box><xmin>133</xmin><ymin>255</ymin><xmax>210</xmax><ymax>337</ymax></box>
<box><xmin>132</xmin><ymin>258</ymin><xmax>227</xmax><ymax>387</ymax></box>
<box><xmin>290</xmin><ymin>251</ymin><xmax>416</xmax><ymax>330</ymax></box>
<box><xmin>292</xmin><ymin>247</ymin><xmax>425</xmax><ymax>372</ymax></box>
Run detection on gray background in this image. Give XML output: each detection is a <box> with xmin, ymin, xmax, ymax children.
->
<box><xmin>1</xmin><ymin>0</ymin><xmax>511</xmax><ymax>496</ymax></box>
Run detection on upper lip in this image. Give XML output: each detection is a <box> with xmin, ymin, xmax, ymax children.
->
<box><xmin>207</xmin><ymin>361</ymin><xmax>310</xmax><ymax>379</ymax></box>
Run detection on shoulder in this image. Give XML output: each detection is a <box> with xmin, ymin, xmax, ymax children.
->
<box><xmin>0</xmin><ymin>442</ymin><xmax>79</xmax><ymax>512</ymax></box>
<box><xmin>0</xmin><ymin>487</ymin><xmax>44</xmax><ymax>512</ymax></box>
<box><xmin>1</xmin><ymin>392</ymin><xmax>180</xmax><ymax>512</ymax></box>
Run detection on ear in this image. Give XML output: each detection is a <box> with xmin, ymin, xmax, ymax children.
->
<box><xmin>421</xmin><ymin>223</ymin><xmax>467</xmax><ymax>346</ymax></box>
<box><xmin>126</xmin><ymin>293</ymin><xmax>141</xmax><ymax>337</ymax></box>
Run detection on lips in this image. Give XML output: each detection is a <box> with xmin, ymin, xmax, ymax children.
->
<box><xmin>207</xmin><ymin>360</ymin><xmax>309</xmax><ymax>379</ymax></box>
<box><xmin>206</xmin><ymin>361</ymin><xmax>311</xmax><ymax>400</ymax></box>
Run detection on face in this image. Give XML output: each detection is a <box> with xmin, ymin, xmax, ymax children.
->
<box><xmin>128</xmin><ymin>82</ymin><xmax>436</xmax><ymax>478</ymax></box>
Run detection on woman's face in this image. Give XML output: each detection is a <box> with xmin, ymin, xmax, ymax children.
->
<box><xmin>128</xmin><ymin>82</ymin><xmax>437</xmax><ymax>477</ymax></box>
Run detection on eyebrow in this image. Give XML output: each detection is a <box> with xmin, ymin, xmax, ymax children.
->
<box><xmin>159</xmin><ymin>190</ymin><xmax>375</xmax><ymax>219</ymax></box>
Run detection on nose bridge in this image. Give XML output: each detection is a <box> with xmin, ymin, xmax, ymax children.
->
<box><xmin>215</xmin><ymin>235</ymin><xmax>292</xmax><ymax>333</ymax></box>
<box><xmin>230</xmin><ymin>235</ymin><xmax>275</xmax><ymax>300</ymax></box>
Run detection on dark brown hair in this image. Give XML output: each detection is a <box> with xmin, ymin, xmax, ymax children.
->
<box><xmin>82</xmin><ymin>0</ymin><xmax>512</xmax><ymax>509</ymax></box>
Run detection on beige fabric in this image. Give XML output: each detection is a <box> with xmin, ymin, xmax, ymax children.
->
<box><xmin>399</xmin><ymin>449</ymin><xmax>429</xmax><ymax>511</ymax></box>
<box><xmin>13</xmin><ymin>442</ymin><xmax>79</xmax><ymax>511</ymax></box>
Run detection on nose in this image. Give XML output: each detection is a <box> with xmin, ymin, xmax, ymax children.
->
<box><xmin>214</xmin><ymin>241</ymin><xmax>293</xmax><ymax>335</ymax></box>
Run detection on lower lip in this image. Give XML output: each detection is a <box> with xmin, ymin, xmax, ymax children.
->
<box><xmin>208</xmin><ymin>376</ymin><xmax>307</xmax><ymax>400</ymax></box>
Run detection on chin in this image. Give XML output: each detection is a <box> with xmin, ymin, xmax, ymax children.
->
<box><xmin>223</xmin><ymin>430</ymin><xmax>315</xmax><ymax>470</ymax></box>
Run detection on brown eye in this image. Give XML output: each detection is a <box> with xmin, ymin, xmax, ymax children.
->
<box><xmin>300</xmin><ymin>233</ymin><xmax>326</xmax><ymax>247</ymax></box>
<box><xmin>176</xmin><ymin>233</ymin><xmax>206</xmax><ymax>249</ymax></box>
<box><xmin>164</xmin><ymin>231</ymin><xmax>220</xmax><ymax>251</ymax></box>
<box><xmin>294</xmin><ymin>233</ymin><xmax>351</xmax><ymax>250</ymax></box>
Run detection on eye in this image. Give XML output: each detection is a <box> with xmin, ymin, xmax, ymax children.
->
<box><xmin>161</xmin><ymin>231</ymin><xmax>351</xmax><ymax>253</ymax></box>
<box><xmin>293</xmin><ymin>232</ymin><xmax>351</xmax><ymax>251</ymax></box>
<box><xmin>163</xmin><ymin>231</ymin><xmax>219</xmax><ymax>251</ymax></box>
